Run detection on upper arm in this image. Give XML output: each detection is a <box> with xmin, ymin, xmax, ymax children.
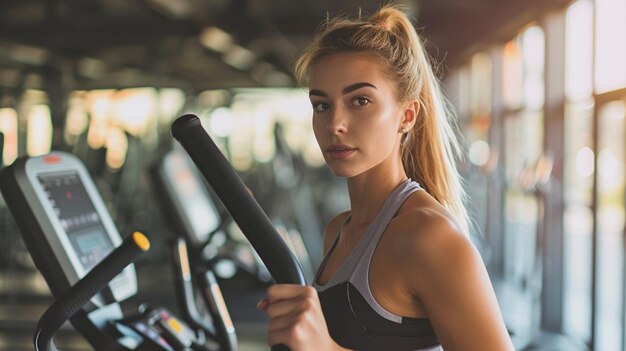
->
<box><xmin>404</xmin><ymin>213</ymin><xmax>513</xmax><ymax>351</ymax></box>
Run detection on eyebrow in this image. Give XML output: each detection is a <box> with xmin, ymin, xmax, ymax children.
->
<box><xmin>309</xmin><ymin>82</ymin><xmax>377</xmax><ymax>97</ymax></box>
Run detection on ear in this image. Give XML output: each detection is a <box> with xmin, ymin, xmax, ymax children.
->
<box><xmin>400</xmin><ymin>100</ymin><xmax>419</xmax><ymax>130</ymax></box>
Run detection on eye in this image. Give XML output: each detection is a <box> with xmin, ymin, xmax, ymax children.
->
<box><xmin>312</xmin><ymin>101</ymin><xmax>330</xmax><ymax>112</ymax></box>
<box><xmin>352</xmin><ymin>96</ymin><xmax>371</xmax><ymax>107</ymax></box>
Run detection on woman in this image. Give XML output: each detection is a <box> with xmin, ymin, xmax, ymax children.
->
<box><xmin>257</xmin><ymin>5</ymin><xmax>514</xmax><ymax>351</ymax></box>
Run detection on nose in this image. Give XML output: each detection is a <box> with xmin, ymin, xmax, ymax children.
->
<box><xmin>327</xmin><ymin>109</ymin><xmax>347</xmax><ymax>135</ymax></box>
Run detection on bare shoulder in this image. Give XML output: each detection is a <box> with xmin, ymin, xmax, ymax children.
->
<box><xmin>391</xmin><ymin>197</ymin><xmax>479</xmax><ymax>292</ymax></box>
<box><xmin>390</xmin><ymin>195</ymin><xmax>513</xmax><ymax>350</ymax></box>
<box><xmin>321</xmin><ymin>210</ymin><xmax>350</xmax><ymax>254</ymax></box>
<box><xmin>393</xmin><ymin>191</ymin><xmax>469</xmax><ymax>252</ymax></box>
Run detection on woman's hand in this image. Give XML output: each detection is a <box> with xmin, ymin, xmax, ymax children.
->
<box><xmin>257</xmin><ymin>284</ymin><xmax>349</xmax><ymax>351</ymax></box>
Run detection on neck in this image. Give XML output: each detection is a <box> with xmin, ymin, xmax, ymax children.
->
<box><xmin>346</xmin><ymin>156</ymin><xmax>408</xmax><ymax>226</ymax></box>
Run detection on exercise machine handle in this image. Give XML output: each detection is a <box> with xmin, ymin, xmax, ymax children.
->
<box><xmin>172</xmin><ymin>114</ymin><xmax>306</xmax><ymax>351</ymax></box>
<box><xmin>34</xmin><ymin>232</ymin><xmax>151</xmax><ymax>351</ymax></box>
<box><xmin>171</xmin><ymin>114</ymin><xmax>306</xmax><ymax>286</ymax></box>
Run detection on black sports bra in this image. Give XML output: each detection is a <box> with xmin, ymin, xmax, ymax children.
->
<box><xmin>313</xmin><ymin>179</ymin><xmax>442</xmax><ymax>351</ymax></box>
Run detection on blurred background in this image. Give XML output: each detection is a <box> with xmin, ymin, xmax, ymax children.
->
<box><xmin>0</xmin><ymin>0</ymin><xmax>624</xmax><ymax>350</ymax></box>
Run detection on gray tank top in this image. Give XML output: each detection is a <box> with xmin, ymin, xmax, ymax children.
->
<box><xmin>314</xmin><ymin>179</ymin><xmax>443</xmax><ymax>351</ymax></box>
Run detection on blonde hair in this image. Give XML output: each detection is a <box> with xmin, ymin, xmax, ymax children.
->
<box><xmin>295</xmin><ymin>5</ymin><xmax>469</xmax><ymax>234</ymax></box>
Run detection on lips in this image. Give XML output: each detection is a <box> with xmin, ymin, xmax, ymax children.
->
<box><xmin>326</xmin><ymin>144</ymin><xmax>356</xmax><ymax>159</ymax></box>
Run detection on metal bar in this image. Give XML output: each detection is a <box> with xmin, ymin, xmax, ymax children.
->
<box><xmin>541</xmin><ymin>9</ymin><xmax>566</xmax><ymax>332</ymax></box>
<box><xmin>620</xmin><ymin>95</ymin><xmax>626</xmax><ymax>351</ymax></box>
<box><xmin>590</xmin><ymin>95</ymin><xmax>599</xmax><ymax>351</ymax></box>
<box><xmin>590</xmin><ymin>0</ymin><xmax>598</xmax><ymax>348</ymax></box>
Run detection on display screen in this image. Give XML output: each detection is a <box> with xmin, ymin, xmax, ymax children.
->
<box><xmin>164</xmin><ymin>152</ymin><xmax>220</xmax><ymax>242</ymax></box>
<box><xmin>38</xmin><ymin>171</ymin><xmax>114</xmax><ymax>271</ymax></box>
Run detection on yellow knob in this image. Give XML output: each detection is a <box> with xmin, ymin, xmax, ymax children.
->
<box><xmin>132</xmin><ymin>232</ymin><xmax>151</xmax><ymax>251</ymax></box>
<box><xmin>167</xmin><ymin>317</ymin><xmax>183</xmax><ymax>334</ymax></box>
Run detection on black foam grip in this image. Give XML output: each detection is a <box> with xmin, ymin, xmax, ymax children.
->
<box><xmin>171</xmin><ymin>114</ymin><xmax>306</xmax><ymax>286</ymax></box>
<box><xmin>34</xmin><ymin>233</ymin><xmax>148</xmax><ymax>351</ymax></box>
<box><xmin>171</xmin><ymin>114</ymin><xmax>306</xmax><ymax>351</ymax></box>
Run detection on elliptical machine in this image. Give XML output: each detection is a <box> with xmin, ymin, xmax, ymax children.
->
<box><xmin>0</xmin><ymin>113</ymin><xmax>305</xmax><ymax>351</ymax></box>
<box><xmin>150</xmin><ymin>147</ymin><xmax>245</xmax><ymax>351</ymax></box>
<box><xmin>0</xmin><ymin>152</ymin><xmax>211</xmax><ymax>350</ymax></box>
<box><xmin>151</xmin><ymin>146</ymin><xmax>271</xmax><ymax>286</ymax></box>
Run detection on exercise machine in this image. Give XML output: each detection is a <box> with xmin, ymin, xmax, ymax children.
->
<box><xmin>151</xmin><ymin>147</ymin><xmax>246</xmax><ymax>350</ymax></box>
<box><xmin>1</xmin><ymin>116</ymin><xmax>306</xmax><ymax>350</ymax></box>
<box><xmin>0</xmin><ymin>111</ymin><xmax>306</xmax><ymax>351</ymax></box>
<box><xmin>171</xmin><ymin>113</ymin><xmax>306</xmax><ymax>351</ymax></box>
<box><xmin>0</xmin><ymin>152</ymin><xmax>215</xmax><ymax>350</ymax></box>
<box><xmin>151</xmin><ymin>147</ymin><xmax>271</xmax><ymax>284</ymax></box>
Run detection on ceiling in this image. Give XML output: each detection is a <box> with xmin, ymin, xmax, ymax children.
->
<box><xmin>0</xmin><ymin>0</ymin><xmax>571</xmax><ymax>94</ymax></box>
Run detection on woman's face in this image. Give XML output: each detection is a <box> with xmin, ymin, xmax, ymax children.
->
<box><xmin>309</xmin><ymin>53</ymin><xmax>406</xmax><ymax>178</ymax></box>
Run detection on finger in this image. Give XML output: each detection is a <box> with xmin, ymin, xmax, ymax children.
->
<box><xmin>256</xmin><ymin>298</ymin><xmax>269</xmax><ymax>311</ymax></box>
<box><xmin>267</xmin><ymin>311</ymin><xmax>302</xmax><ymax>332</ymax></box>
<box><xmin>267</xmin><ymin>284</ymin><xmax>317</xmax><ymax>303</ymax></box>
<box><xmin>265</xmin><ymin>296</ymin><xmax>307</xmax><ymax>319</ymax></box>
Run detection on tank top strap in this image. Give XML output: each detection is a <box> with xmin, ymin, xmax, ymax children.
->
<box><xmin>352</xmin><ymin>179</ymin><xmax>421</xmax><ymax>259</ymax></box>
<box><xmin>352</xmin><ymin>178</ymin><xmax>422</xmax><ymax>261</ymax></box>
<box><xmin>314</xmin><ymin>179</ymin><xmax>422</xmax><ymax>290</ymax></box>
<box><xmin>348</xmin><ymin>178</ymin><xmax>423</xmax><ymax>322</ymax></box>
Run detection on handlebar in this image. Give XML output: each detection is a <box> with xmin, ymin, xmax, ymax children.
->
<box><xmin>171</xmin><ymin>114</ymin><xmax>306</xmax><ymax>351</ymax></box>
<box><xmin>34</xmin><ymin>232</ymin><xmax>150</xmax><ymax>351</ymax></box>
<box><xmin>171</xmin><ymin>114</ymin><xmax>305</xmax><ymax>286</ymax></box>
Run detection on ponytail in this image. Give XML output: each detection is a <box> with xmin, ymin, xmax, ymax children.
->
<box><xmin>401</xmin><ymin>62</ymin><xmax>469</xmax><ymax>235</ymax></box>
<box><xmin>296</xmin><ymin>5</ymin><xmax>469</xmax><ymax>234</ymax></box>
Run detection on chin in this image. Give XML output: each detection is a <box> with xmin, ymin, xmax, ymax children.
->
<box><xmin>326</xmin><ymin>164</ymin><xmax>362</xmax><ymax>178</ymax></box>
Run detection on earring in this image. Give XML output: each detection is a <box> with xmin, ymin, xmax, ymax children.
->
<box><xmin>400</xmin><ymin>128</ymin><xmax>407</xmax><ymax>133</ymax></box>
